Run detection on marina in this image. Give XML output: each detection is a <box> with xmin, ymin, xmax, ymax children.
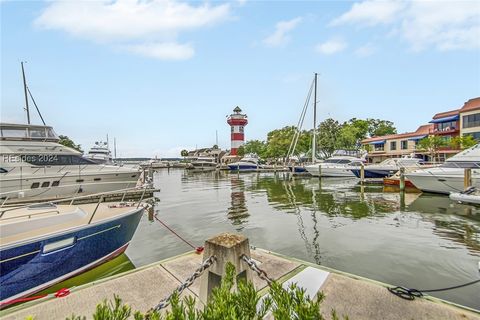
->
<box><xmin>2</xmin><ymin>1</ymin><xmax>480</xmax><ymax>318</ymax></box>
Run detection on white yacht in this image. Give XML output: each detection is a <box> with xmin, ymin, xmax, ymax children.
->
<box><xmin>0</xmin><ymin>123</ymin><xmax>141</xmax><ymax>204</ymax></box>
<box><xmin>406</xmin><ymin>144</ymin><xmax>480</xmax><ymax>194</ymax></box>
<box><xmin>305</xmin><ymin>156</ymin><xmax>364</xmax><ymax>177</ymax></box>
<box><xmin>228</xmin><ymin>154</ymin><xmax>261</xmax><ymax>171</ymax></box>
<box><xmin>186</xmin><ymin>157</ymin><xmax>217</xmax><ymax>172</ymax></box>
<box><xmin>351</xmin><ymin>156</ymin><xmax>423</xmax><ymax>179</ymax></box>
<box><xmin>85</xmin><ymin>141</ymin><xmax>113</xmax><ymax>164</ymax></box>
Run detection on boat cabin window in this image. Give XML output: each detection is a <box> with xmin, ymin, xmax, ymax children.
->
<box><xmin>41</xmin><ymin>181</ymin><xmax>50</xmax><ymax>188</ymax></box>
<box><xmin>31</xmin><ymin>182</ymin><xmax>40</xmax><ymax>189</ymax></box>
<box><xmin>0</xmin><ymin>168</ymin><xmax>7</xmax><ymax>173</ymax></box>
<box><xmin>442</xmin><ymin>161</ymin><xmax>480</xmax><ymax>168</ymax></box>
<box><xmin>0</xmin><ymin>126</ymin><xmax>58</xmax><ymax>140</ymax></box>
<box><xmin>20</xmin><ymin>154</ymin><xmax>95</xmax><ymax>166</ymax></box>
<box><xmin>52</xmin><ymin>181</ymin><xmax>60</xmax><ymax>187</ymax></box>
<box><xmin>324</xmin><ymin>159</ymin><xmax>351</xmax><ymax>164</ymax></box>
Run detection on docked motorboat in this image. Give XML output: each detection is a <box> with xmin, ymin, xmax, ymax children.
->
<box><xmin>0</xmin><ymin>191</ymin><xmax>146</xmax><ymax>304</ymax></box>
<box><xmin>449</xmin><ymin>186</ymin><xmax>480</xmax><ymax>205</ymax></box>
<box><xmin>85</xmin><ymin>141</ymin><xmax>114</xmax><ymax>165</ymax></box>
<box><xmin>228</xmin><ymin>154</ymin><xmax>261</xmax><ymax>171</ymax></box>
<box><xmin>305</xmin><ymin>156</ymin><xmax>364</xmax><ymax>177</ymax></box>
<box><xmin>406</xmin><ymin>144</ymin><xmax>480</xmax><ymax>194</ymax></box>
<box><xmin>351</xmin><ymin>157</ymin><xmax>423</xmax><ymax>178</ymax></box>
<box><xmin>186</xmin><ymin>157</ymin><xmax>217</xmax><ymax>172</ymax></box>
<box><xmin>0</xmin><ymin>123</ymin><xmax>141</xmax><ymax>204</ymax></box>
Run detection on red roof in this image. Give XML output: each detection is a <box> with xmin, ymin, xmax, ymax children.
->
<box><xmin>362</xmin><ymin>124</ymin><xmax>433</xmax><ymax>143</ymax></box>
<box><xmin>432</xmin><ymin>109</ymin><xmax>459</xmax><ymax>119</ymax></box>
<box><xmin>460</xmin><ymin>97</ymin><xmax>480</xmax><ymax>113</ymax></box>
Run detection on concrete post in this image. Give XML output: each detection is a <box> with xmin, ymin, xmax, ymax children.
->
<box><xmin>399</xmin><ymin>167</ymin><xmax>405</xmax><ymax>191</ymax></box>
<box><xmin>199</xmin><ymin>233</ymin><xmax>253</xmax><ymax>304</ymax></box>
<box><xmin>464</xmin><ymin>168</ymin><xmax>472</xmax><ymax>191</ymax></box>
<box><xmin>318</xmin><ymin>164</ymin><xmax>322</xmax><ymax>178</ymax></box>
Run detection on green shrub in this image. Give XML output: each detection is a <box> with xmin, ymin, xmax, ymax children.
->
<box><xmin>63</xmin><ymin>263</ymin><xmax>347</xmax><ymax>320</ymax></box>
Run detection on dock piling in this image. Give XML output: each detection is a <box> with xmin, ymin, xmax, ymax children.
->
<box><xmin>399</xmin><ymin>167</ymin><xmax>405</xmax><ymax>191</ymax></box>
<box><xmin>199</xmin><ymin>233</ymin><xmax>252</xmax><ymax>304</ymax></box>
<box><xmin>360</xmin><ymin>163</ymin><xmax>365</xmax><ymax>184</ymax></box>
<box><xmin>464</xmin><ymin>168</ymin><xmax>472</xmax><ymax>191</ymax></box>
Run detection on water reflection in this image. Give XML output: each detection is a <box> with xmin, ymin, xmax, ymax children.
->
<box><xmin>227</xmin><ymin>174</ymin><xmax>249</xmax><ymax>230</ymax></box>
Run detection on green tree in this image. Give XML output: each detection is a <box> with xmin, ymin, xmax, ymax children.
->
<box><xmin>449</xmin><ymin>135</ymin><xmax>477</xmax><ymax>150</ymax></box>
<box><xmin>317</xmin><ymin>118</ymin><xmax>341</xmax><ymax>158</ymax></box>
<box><xmin>243</xmin><ymin>140</ymin><xmax>267</xmax><ymax>158</ymax></box>
<box><xmin>337</xmin><ymin>119</ymin><xmax>370</xmax><ymax>150</ymax></box>
<box><xmin>180</xmin><ymin>149</ymin><xmax>189</xmax><ymax>157</ymax></box>
<box><xmin>236</xmin><ymin>145</ymin><xmax>246</xmax><ymax>157</ymax></box>
<box><xmin>367</xmin><ymin>119</ymin><xmax>397</xmax><ymax>137</ymax></box>
<box><xmin>264</xmin><ymin>126</ymin><xmax>298</xmax><ymax>160</ymax></box>
<box><xmin>417</xmin><ymin>136</ymin><xmax>447</xmax><ymax>162</ymax></box>
<box><xmin>58</xmin><ymin>135</ymin><xmax>82</xmax><ymax>152</ymax></box>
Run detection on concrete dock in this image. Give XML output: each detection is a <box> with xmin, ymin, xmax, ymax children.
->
<box><xmin>2</xmin><ymin>248</ymin><xmax>479</xmax><ymax>320</ymax></box>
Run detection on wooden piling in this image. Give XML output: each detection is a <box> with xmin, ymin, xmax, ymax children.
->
<box><xmin>360</xmin><ymin>163</ymin><xmax>365</xmax><ymax>184</ymax></box>
<box><xmin>399</xmin><ymin>167</ymin><xmax>405</xmax><ymax>191</ymax></box>
<box><xmin>464</xmin><ymin>168</ymin><xmax>472</xmax><ymax>191</ymax></box>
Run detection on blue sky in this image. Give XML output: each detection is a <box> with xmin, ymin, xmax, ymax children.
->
<box><xmin>1</xmin><ymin>0</ymin><xmax>479</xmax><ymax>157</ymax></box>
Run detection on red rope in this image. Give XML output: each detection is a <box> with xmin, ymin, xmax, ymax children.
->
<box><xmin>0</xmin><ymin>288</ymin><xmax>71</xmax><ymax>308</ymax></box>
<box><xmin>153</xmin><ymin>214</ymin><xmax>204</xmax><ymax>254</ymax></box>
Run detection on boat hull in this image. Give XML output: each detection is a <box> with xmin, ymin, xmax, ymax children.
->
<box><xmin>305</xmin><ymin>165</ymin><xmax>357</xmax><ymax>177</ymax></box>
<box><xmin>406</xmin><ymin>169</ymin><xmax>480</xmax><ymax>194</ymax></box>
<box><xmin>351</xmin><ymin>169</ymin><xmax>397</xmax><ymax>178</ymax></box>
<box><xmin>0</xmin><ymin>207</ymin><xmax>144</xmax><ymax>303</ymax></box>
<box><xmin>227</xmin><ymin>164</ymin><xmax>258</xmax><ymax>171</ymax></box>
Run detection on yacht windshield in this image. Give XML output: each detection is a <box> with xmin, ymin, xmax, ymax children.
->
<box><xmin>15</xmin><ymin>154</ymin><xmax>95</xmax><ymax>166</ymax></box>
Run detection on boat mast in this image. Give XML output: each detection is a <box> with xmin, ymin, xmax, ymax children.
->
<box><xmin>21</xmin><ymin>62</ymin><xmax>31</xmax><ymax>124</ymax></box>
<box><xmin>312</xmin><ymin>73</ymin><xmax>317</xmax><ymax>163</ymax></box>
<box><xmin>114</xmin><ymin>137</ymin><xmax>117</xmax><ymax>159</ymax></box>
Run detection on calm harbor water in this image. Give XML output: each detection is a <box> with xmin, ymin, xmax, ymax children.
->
<box><xmin>128</xmin><ymin>169</ymin><xmax>480</xmax><ymax>310</ymax></box>
<box><xmin>57</xmin><ymin>168</ymin><xmax>480</xmax><ymax>310</ymax></box>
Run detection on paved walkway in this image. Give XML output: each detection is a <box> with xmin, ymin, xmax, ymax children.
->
<box><xmin>2</xmin><ymin>249</ymin><xmax>479</xmax><ymax>320</ymax></box>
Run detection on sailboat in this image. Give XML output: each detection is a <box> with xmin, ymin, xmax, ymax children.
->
<box><xmin>286</xmin><ymin>73</ymin><xmax>319</xmax><ymax>173</ymax></box>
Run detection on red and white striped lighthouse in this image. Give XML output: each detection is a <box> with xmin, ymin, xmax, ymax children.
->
<box><xmin>227</xmin><ymin>106</ymin><xmax>248</xmax><ymax>156</ymax></box>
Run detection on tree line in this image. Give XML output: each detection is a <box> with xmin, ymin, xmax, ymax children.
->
<box><xmin>238</xmin><ymin>118</ymin><xmax>397</xmax><ymax>159</ymax></box>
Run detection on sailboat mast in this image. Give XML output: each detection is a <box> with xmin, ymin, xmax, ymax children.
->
<box><xmin>312</xmin><ymin>73</ymin><xmax>317</xmax><ymax>163</ymax></box>
<box><xmin>21</xmin><ymin>62</ymin><xmax>31</xmax><ymax>124</ymax></box>
<box><xmin>114</xmin><ymin>137</ymin><xmax>117</xmax><ymax>159</ymax></box>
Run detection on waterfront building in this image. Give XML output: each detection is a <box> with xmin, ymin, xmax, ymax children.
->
<box><xmin>361</xmin><ymin>124</ymin><xmax>433</xmax><ymax>163</ymax></box>
<box><xmin>226</xmin><ymin>106</ymin><xmax>248</xmax><ymax>156</ymax></box>
<box><xmin>361</xmin><ymin>97</ymin><xmax>480</xmax><ymax>163</ymax></box>
<box><xmin>459</xmin><ymin>97</ymin><xmax>480</xmax><ymax>140</ymax></box>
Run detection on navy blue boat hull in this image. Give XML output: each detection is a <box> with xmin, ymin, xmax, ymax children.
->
<box><xmin>289</xmin><ymin>166</ymin><xmax>307</xmax><ymax>173</ymax></box>
<box><xmin>351</xmin><ymin>169</ymin><xmax>398</xmax><ymax>178</ymax></box>
<box><xmin>227</xmin><ymin>165</ymin><xmax>258</xmax><ymax>171</ymax></box>
<box><xmin>0</xmin><ymin>208</ymin><xmax>144</xmax><ymax>302</ymax></box>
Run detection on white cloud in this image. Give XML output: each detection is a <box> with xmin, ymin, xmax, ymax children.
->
<box><xmin>35</xmin><ymin>0</ymin><xmax>231</xmax><ymax>60</ymax></box>
<box><xmin>331</xmin><ymin>0</ymin><xmax>480</xmax><ymax>51</ymax></box>
<box><xmin>263</xmin><ymin>17</ymin><xmax>302</xmax><ymax>47</ymax></box>
<box><xmin>355</xmin><ymin>43</ymin><xmax>376</xmax><ymax>57</ymax></box>
<box><xmin>331</xmin><ymin>0</ymin><xmax>405</xmax><ymax>26</ymax></box>
<box><xmin>402</xmin><ymin>1</ymin><xmax>480</xmax><ymax>51</ymax></box>
<box><xmin>124</xmin><ymin>42</ymin><xmax>195</xmax><ymax>60</ymax></box>
<box><xmin>315</xmin><ymin>38</ymin><xmax>347</xmax><ymax>55</ymax></box>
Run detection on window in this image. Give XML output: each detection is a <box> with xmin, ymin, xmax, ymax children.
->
<box><xmin>93</xmin><ymin>178</ymin><xmax>101</xmax><ymax>181</ymax></box>
<box><xmin>436</xmin><ymin>121</ymin><xmax>457</xmax><ymax>131</ymax></box>
<box><xmin>41</xmin><ymin>182</ymin><xmax>50</xmax><ymax>188</ymax></box>
<box><xmin>464</xmin><ymin>132</ymin><xmax>480</xmax><ymax>141</ymax></box>
<box><xmin>231</xmin><ymin>127</ymin><xmax>234</xmax><ymax>133</ymax></box>
<box><xmin>390</xmin><ymin>141</ymin><xmax>397</xmax><ymax>150</ymax></box>
<box><xmin>463</xmin><ymin>113</ymin><xmax>480</xmax><ymax>128</ymax></box>
<box><xmin>76</xmin><ymin>179</ymin><xmax>84</xmax><ymax>183</ymax></box>
<box><xmin>31</xmin><ymin>182</ymin><xmax>40</xmax><ymax>189</ymax></box>
<box><xmin>0</xmin><ymin>168</ymin><xmax>7</xmax><ymax>173</ymax></box>
<box><xmin>401</xmin><ymin>140</ymin><xmax>408</xmax><ymax>150</ymax></box>
<box><xmin>374</xmin><ymin>143</ymin><xmax>384</xmax><ymax>151</ymax></box>
<box><xmin>239</xmin><ymin>126</ymin><xmax>244</xmax><ymax>133</ymax></box>
<box><xmin>52</xmin><ymin>181</ymin><xmax>60</xmax><ymax>187</ymax></box>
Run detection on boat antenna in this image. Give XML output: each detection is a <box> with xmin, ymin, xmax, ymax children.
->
<box><xmin>21</xmin><ymin>61</ymin><xmax>31</xmax><ymax>124</ymax></box>
<box><xmin>312</xmin><ymin>73</ymin><xmax>317</xmax><ymax>163</ymax></box>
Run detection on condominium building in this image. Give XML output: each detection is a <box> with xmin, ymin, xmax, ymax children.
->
<box><xmin>361</xmin><ymin>97</ymin><xmax>479</xmax><ymax>163</ymax></box>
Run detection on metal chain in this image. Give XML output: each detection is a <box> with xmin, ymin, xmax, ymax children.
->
<box><xmin>241</xmin><ymin>254</ymin><xmax>273</xmax><ymax>285</ymax></box>
<box><xmin>150</xmin><ymin>255</ymin><xmax>216</xmax><ymax>313</ymax></box>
